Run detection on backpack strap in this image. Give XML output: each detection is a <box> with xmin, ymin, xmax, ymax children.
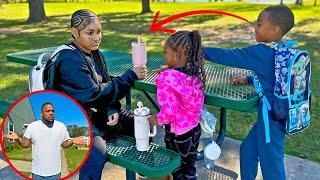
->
<box><xmin>36</xmin><ymin>53</ymin><xmax>48</xmax><ymax>68</ymax></box>
<box><xmin>264</xmin><ymin>40</ymin><xmax>298</xmax><ymax>50</ymax></box>
<box><xmin>50</xmin><ymin>44</ymin><xmax>75</xmax><ymax>60</ymax></box>
<box><xmin>253</xmin><ymin>75</ymin><xmax>271</xmax><ymax>143</ymax></box>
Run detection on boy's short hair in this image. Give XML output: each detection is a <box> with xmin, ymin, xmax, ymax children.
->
<box><xmin>263</xmin><ymin>5</ymin><xmax>294</xmax><ymax>36</ymax></box>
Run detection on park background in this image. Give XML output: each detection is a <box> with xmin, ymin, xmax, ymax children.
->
<box><xmin>0</xmin><ymin>0</ymin><xmax>319</xmax><ymax>175</ymax></box>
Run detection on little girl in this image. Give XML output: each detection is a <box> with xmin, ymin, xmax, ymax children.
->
<box><xmin>148</xmin><ymin>30</ymin><xmax>206</xmax><ymax>180</ymax></box>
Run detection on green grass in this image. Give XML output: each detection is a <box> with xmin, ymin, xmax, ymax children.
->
<box><xmin>63</xmin><ymin>146</ymin><xmax>88</xmax><ymax>173</ymax></box>
<box><xmin>0</xmin><ymin>1</ymin><xmax>319</xmax><ymax>163</ymax></box>
<box><xmin>5</xmin><ymin>147</ymin><xmax>32</xmax><ymax>161</ymax></box>
<box><xmin>20</xmin><ymin>171</ymin><xmax>31</xmax><ymax>177</ymax></box>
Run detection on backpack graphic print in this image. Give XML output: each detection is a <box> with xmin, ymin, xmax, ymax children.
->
<box><xmin>270</xmin><ymin>41</ymin><xmax>311</xmax><ymax>135</ymax></box>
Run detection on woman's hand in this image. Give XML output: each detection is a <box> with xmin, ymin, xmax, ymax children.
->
<box><xmin>107</xmin><ymin>113</ymin><xmax>119</xmax><ymax>126</ymax></box>
<box><xmin>148</xmin><ymin>115</ymin><xmax>159</xmax><ymax>126</ymax></box>
<box><xmin>231</xmin><ymin>75</ymin><xmax>248</xmax><ymax>85</ymax></box>
<box><xmin>132</xmin><ymin>66</ymin><xmax>147</xmax><ymax>80</ymax></box>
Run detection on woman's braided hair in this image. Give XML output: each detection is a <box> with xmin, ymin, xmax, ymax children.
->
<box><xmin>71</xmin><ymin>9</ymin><xmax>98</xmax><ymax>37</ymax></box>
<box><xmin>70</xmin><ymin>9</ymin><xmax>111</xmax><ymax>82</ymax></box>
<box><xmin>165</xmin><ymin>30</ymin><xmax>206</xmax><ymax>89</ymax></box>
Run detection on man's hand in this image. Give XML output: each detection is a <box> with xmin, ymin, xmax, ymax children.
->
<box><xmin>4</xmin><ymin>133</ymin><xmax>19</xmax><ymax>140</ymax></box>
<box><xmin>107</xmin><ymin>113</ymin><xmax>119</xmax><ymax>126</ymax></box>
<box><xmin>148</xmin><ymin>115</ymin><xmax>159</xmax><ymax>126</ymax></box>
<box><xmin>132</xmin><ymin>66</ymin><xmax>147</xmax><ymax>80</ymax></box>
<box><xmin>231</xmin><ymin>75</ymin><xmax>248</xmax><ymax>85</ymax></box>
<box><xmin>72</xmin><ymin>137</ymin><xmax>85</xmax><ymax>145</ymax></box>
<box><xmin>4</xmin><ymin>133</ymin><xmax>31</xmax><ymax>148</ymax></box>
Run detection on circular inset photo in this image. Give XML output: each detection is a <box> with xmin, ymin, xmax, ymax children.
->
<box><xmin>0</xmin><ymin>90</ymin><xmax>92</xmax><ymax>180</ymax></box>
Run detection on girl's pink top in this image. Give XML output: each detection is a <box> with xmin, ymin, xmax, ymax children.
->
<box><xmin>156</xmin><ymin>69</ymin><xmax>205</xmax><ymax>135</ymax></box>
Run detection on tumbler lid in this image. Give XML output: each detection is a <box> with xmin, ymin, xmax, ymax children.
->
<box><xmin>134</xmin><ymin>101</ymin><xmax>150</xmax><ymax>116</ymax></box>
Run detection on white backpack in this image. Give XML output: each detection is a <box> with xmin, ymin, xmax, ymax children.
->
<box><xmin>28</xmin><ymin>45</ymin><xmax>75</xmax><ymax>92</ymax></box>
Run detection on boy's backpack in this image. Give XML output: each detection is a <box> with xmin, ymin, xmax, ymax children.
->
<box><xmin>270</xmin><ymin>41</ymin><xmax>311</xmax><ymax>135</ymax></box>
<box><xmin>253</xmin><ymin>41</ymin><xmax>311</xmax><ymax>142</ymax></box>
<box><xmin>28</xmin><ymin>44</ymin><xmax>76</xmax><ymax>92</ymax></box>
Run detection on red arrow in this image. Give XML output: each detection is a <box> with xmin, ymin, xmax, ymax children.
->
<box><xmin>149</xmin><ymin>10</ymin><xmax>249</xmax><ymax>34</ymax></box>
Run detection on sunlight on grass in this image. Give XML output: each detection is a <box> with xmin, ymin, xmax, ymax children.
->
<box><xmin>64</xmin><ymin>147</ymin><xmax>87</xmax><ymax>173</ymax></box>
<box><xmin>6</xmin><ymin>147</ymin><xmax>32</xmax><ymax>161</ymax></box>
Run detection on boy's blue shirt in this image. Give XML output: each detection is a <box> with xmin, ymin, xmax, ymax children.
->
<box><xmin>204</xmin><ymin>43</ymin><xmax>274</xmax><ymax>94</ymax></box>
<box><xmin>204</xmin><ymin>43</ymin><xmax>284</xmax><ymax>126</ymax></box>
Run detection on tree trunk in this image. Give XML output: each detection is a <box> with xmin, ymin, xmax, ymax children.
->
<box><xmin>141</xmin><ymin>0</ymin><xmax>152</xmax><ymax>14</ymax></box>
<box><xmin>28</xmin><ymin>0</ymin><xmax>47</xmax><ymax>23</ymax></box>
<box><xmin>314</xmin><ymin>0</ymin><xmax>317</xmax><ymax>6</ymax></box>
<box><xmin>280</xmin><ymin>0</ymin><xmax>283</xmax><ymax>4</ymax></box>
<box><xmin>295</xmin><ymin>0</ymin><xmax>303</xmax><ymax>5</ymax></box>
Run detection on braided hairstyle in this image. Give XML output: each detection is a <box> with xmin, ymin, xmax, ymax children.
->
<box><xmin>70</xmin><ymin>9</ymin><xmax>111</xmax><ymax>82</ymax></box>
<box><xmin>165</xmin><ymin>30</ymin><xmax>206</xmax><ymax>89</ymax></box>
<box><xmin>71</xmin><ymin>9</ymin><xmax>99</xmax><ymax>38</ymax></box>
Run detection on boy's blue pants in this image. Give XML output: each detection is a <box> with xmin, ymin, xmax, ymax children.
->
<box><xmin>240</xmin><ymin>111</ymin><xmax>286</xmax><ymax>180</ymax></box>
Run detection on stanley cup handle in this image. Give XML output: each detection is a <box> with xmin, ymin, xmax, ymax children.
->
<box><xmin>149</xmin><ymin>125</ymin><xmax>157</xmax><ymax>137</ymax></box>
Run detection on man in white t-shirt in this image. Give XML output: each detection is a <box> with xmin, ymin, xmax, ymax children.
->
<box><xmin>4</xmin><ymin>102</ymin><xmax>84</xmax><ymax>180</ymax></box>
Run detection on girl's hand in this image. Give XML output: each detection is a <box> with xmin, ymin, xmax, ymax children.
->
<box><xmin>231</xmin><ymin>75</ymin><xmax>248</xmax><ymax>85</ymax></box>
<box><xmin>107</xmin><ymin>113</ymin><xmax>119</xmax><ymax>126</ymax></box>
<box><xmin>156</xmin><ymin>65</ymin><xmax>169</xmax><ymax>74</ymax></box>
<box><xmin>132</xmin><ymin>66</ymin><xmax>147</xmax><ymax>79</ymax></box>
<box><xmin>148</xmin><ymin>115</ymin><xmax>159</xmax><ymax>126</ymax></box>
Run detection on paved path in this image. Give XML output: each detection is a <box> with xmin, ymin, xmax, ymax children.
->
<box><xmin>2</xmin><ymin>126</ymin><xmax>320</xmax><ymax>179</ymax></box>
<box><xmin>10</xmin><ymin>160</ymin><xmax>31</xmax><ymax>172</ymax></box>
<box><xmin>70</xmin><ymin>126</ymin><xmax>320</xmax><ymax>179</ymax></box>
<box><xmin>0</xmin><ymin>149</ymin><xmax>70</xmax><ymax>179</ymax></box>
<box><xmin>61</xmin><ymin>149</ymin><xmax>69</xmax><ymax>177</ymax></box>
<box><xmin>0</xmin><ymin>152</ymin><xmax>23</xmax><ymax>179</ymax></box>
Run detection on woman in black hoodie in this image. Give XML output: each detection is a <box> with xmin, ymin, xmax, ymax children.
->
<box><xmin>55</xmin><ymin>9</ymin><xmax>146</xmax><ymax>179</ymax></box>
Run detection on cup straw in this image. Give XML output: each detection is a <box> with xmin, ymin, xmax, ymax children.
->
<box><xmin>138</xmin><ymin>36</ymin><xmax>141</xmax><ymax>44</ymax></box>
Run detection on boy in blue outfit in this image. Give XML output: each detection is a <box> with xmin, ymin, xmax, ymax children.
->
<box><xmin>204</xmin><ymin>5</ymin><xmax>294</xmax><ymax>180</ymax></box>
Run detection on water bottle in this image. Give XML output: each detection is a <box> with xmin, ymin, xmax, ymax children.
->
<box><xmin>204</xmin><ymin>141</ymin><xmax>221</xmax><ymax>169</ymax></box>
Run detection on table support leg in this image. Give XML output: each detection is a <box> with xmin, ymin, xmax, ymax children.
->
<box><xmin>126</xmin><ymin>169</ymin><xmax>136</xmax><ymax>180</ymax></box>
<box><xmin>126</xmin><ymin>90</ymin><xmax>131</xmax><ymax>110</ymax></box>
<box><xmin>216</xmin><ymin>107</ymin><xmax>226</xmax><ymax>146</ymax></box>
<box><xmin>142</xmin><ymin>90</ymin><xmax>160</xmax><ymax>112</ymax></box>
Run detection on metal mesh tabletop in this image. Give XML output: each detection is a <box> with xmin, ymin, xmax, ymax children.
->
<box><xmin>7</xmin><ymin>47</ymin><xmax>258</xmax><ymax>111</ymax></box>
<box><xmin>106</xmin><ymin>136</ymin><xmax>180</xmax><ymax>178</ymax></box>
<box><xmin>103</xmin><ymin>51</ymin><xmax>258</xmax><ymax>112</ymax></box>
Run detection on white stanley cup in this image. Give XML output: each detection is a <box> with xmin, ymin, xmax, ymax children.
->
<box><xmin>134</xmin><ymin>102</ymin><xmax>157</xmax><ymax>151</ymax></box>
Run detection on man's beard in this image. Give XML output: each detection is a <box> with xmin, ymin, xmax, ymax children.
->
<box><xmin>42</xmin><ymin>118</ymin><xmax>54</xmax><ymax>128</ymax></box>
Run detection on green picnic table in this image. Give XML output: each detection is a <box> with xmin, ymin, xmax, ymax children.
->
<box><xmin>4</xmin><ymin>46</ymin><xmax>259</xmax><ymax>179</ymax></box>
